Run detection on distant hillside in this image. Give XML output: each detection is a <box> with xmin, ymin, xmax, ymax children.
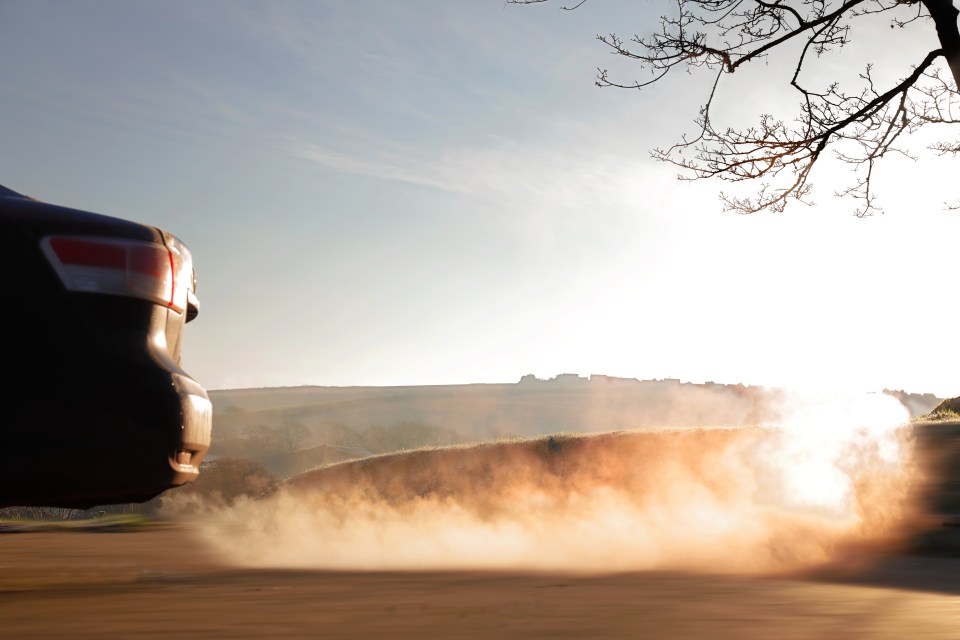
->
<box><xmin>280</xmin><ymin>420</ymin><xmax>944</xmax><ymax>506</ymax></box>
<box><xmin>283</xmin><ymin>429</ymin><xmax>760</xmax><ymax>507</ymax></box>
<box><xmin>207</xmin><ymin>376</ymin><xmax>943</xmax><ymax>477</ymax></box>
<box><xmin>252</xmin><ymin>444</ymin><xmax>362</xmax><ymax>478</ymax></box>
<box><xmin>882</xmin><ymin>389</ymin><xmax>943</xmax><ymax>418</ymax></box>
<box><xmin>210</xmin><ymin>376</ymin><xmax>780</xmax><ymax>441</ymax></box>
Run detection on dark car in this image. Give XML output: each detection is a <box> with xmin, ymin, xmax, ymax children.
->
<box><xmin>0</xmin><ymin>184</ymin><xmax>211</xmax><ymax>508</ymax></box>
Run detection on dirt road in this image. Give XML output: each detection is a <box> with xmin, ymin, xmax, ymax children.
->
<box><xmin>1</xmin><ymin>526</ymin><xmax>958</xmax><ymax>639</ymax></box>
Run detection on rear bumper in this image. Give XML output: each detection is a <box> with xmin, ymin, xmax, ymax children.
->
<box><xmin>0</xmin><ymin>373</ymin><xmax>212</xmax><ymax>509</ymax></box>
<box><xmin>168</xmin><ymin>373</ymin><xmax>214</xmax><ymax>485</ymax></box>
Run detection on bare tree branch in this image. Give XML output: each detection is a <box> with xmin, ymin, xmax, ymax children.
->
<box><xmin>513</xmin><ymin>0</ymin><xmax>960</xmax><ymax>215</ymax></box>
<box><xmin>506</xmin><ymin>0</ymin><xmax>589</xmax><ymax>11</ymax></box>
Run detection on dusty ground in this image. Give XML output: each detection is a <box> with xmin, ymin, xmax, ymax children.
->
<box><xmin>1</xmin><ymin>525</ymin><xmax>958</xmax><ymax>639</ymax></box>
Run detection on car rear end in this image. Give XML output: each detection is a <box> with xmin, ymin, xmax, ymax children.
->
<box><xmin>0</xmin><ymin>186</ymin><xmax>211</xmax><ymax>508</ymax></box>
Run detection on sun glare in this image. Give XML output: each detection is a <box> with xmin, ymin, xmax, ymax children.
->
<box><xmin>768</xmin><ymin>391</ymin><xmax>910</xmax><ymax>515</ymax></box>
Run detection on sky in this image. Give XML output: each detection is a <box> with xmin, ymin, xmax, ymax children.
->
<box><xmin>1</xmin><ymin>1</ymin><xmax>958</xmax><ymax>396</ymax></box>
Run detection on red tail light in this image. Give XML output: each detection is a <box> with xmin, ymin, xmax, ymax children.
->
<box><xmin>41</xmin><ymin>236</ymin><xmax>189</xmax><ymax>313</ymax></box>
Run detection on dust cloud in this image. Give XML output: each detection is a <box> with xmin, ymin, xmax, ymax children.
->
<box><xmin>197</xmin><ymin>392</ymin><xmax>921</xmax><ymax>574</ymax></box>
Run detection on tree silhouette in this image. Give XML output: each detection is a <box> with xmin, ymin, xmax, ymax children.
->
<box><xmin>511</xmin><ymin>0</ymin><xmax>960</xmax><ymax>215</ymax></box>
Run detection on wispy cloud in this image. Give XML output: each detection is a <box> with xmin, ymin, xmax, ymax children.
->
<box><xmin>288</xmin><ymin>131</ymin><xmax>675</xmax><ymax>218</ymax></box>
<box><xmin>290</xmin><ymin>140</ymin><xmax>468</xmax><ymax>194</ymax></box>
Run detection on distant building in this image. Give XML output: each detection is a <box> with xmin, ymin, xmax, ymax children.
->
<box><xmin>590</xmin><ymin>375</ymin><xmax>639</xmax><ymax>385</ymax></box>
<box><xmin>519</xmin><ymin>373</ymin><xmax>589</xmax><ymax>385</ymax></box>
<box><xmin>552</xmin><ymin>373</ymin><xmax>588</xmax><ymax>384</ymax></box>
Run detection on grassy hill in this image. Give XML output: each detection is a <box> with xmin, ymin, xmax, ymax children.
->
<box><xmin>282</xmin><ymin>428</ymin><xmax>762</xmax><ymax>507</ymax></box>
<box><xmin>207</xmin><ymin>378</ymin><xmax>783</xmax><ymax>464</ymax></box>
<box><xmin>207</xmin><ymin>379</ymin><xmax>943</xmax><ymax>473</ymax></box>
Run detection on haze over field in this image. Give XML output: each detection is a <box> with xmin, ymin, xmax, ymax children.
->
<box><xmin>206</xmin><ymin>377</ymin><xmax>941</xmax><ymax>474</ymax></box>
<box><xmin>160</xmin><ymin>380</ymin><xmax>960</xmax><ymax>576</ymax></box>
<box><xmin>197</xmin><ymin>390</ymin><xmax>926</xmax><ymax>573</ymax></box>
